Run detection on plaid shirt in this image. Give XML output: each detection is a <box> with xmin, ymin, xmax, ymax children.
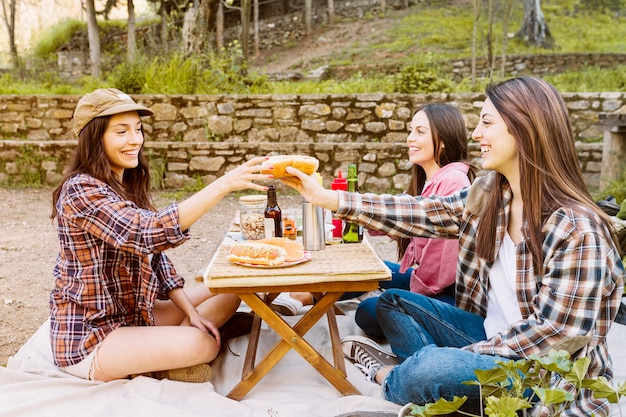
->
<box><xmin>336</xmin><ymin>172</ymin><xmax>625</xmax><ymax>416</ymax></box>
<box><xmin>50</xmin><ymin>174</ymin><xmax>190</xmax><ymax>367</ymax></box>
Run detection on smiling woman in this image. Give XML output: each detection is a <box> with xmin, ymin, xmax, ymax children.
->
<box><xmin>102</xmin><ymin>112</ymin><xmax>146</xmax><ymax>178</ymax></box>
<box><xmin>47</xmin><ymin>88</ymin><xmax>273</xmax><ymax>383</ymax></box>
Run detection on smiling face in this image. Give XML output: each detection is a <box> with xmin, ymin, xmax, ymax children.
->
<box><xmin>102</xmin><ymin>111</ymin><xmax>144</xmax><ymax>179</ymax></box>
<box><xmin>472</xmin><ymin>98</ymin><xmax>519</xmax><ymax>179</ymax></box>
<box><xmin>406</xmin><ymin>110</ymin><xmax>440</xmax><ymax>179</ymax></box>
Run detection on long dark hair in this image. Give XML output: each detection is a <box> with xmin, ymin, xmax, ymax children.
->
<box><xmin>51</xmin><ymin>116</ymin><xmax>154</xmax><ymax>219</ymax></box>
<box><xmin>475</xmin><ymin>77</ymin><xmax>612</xmax><ymax>273</ymax></box>
<box><xmin>397</xmin><ymin>103</ymin><xmax>476</xmax><ymax>258</ymax></box>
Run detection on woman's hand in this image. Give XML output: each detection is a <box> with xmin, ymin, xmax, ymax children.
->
<box><xmin>178</xmin><ymin>156</ymin><xmax>273</xmax><ymax>231</ymax></box>
<box><xmin>213</xmin><ymin>156</ymin><xmax>273</xmax><ymax>194</ymax></box>
<box><xmin>188</xmin><ymin>310</ymin><xmax>221</xmax><ymax>346</ymax></box>
<box><xmin>281</xmin><ymin>166</ymin><xmax>341</xmax><ymax>212</ymax></box>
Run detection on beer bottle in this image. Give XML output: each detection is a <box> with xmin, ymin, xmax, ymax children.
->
<box><xmin>342</xmin><ymin>164</ymin><xmax>363</xmax><ymax>243</ymax></box>
<box><xmin>264</xmin><ymin>185</ymin><xmax>283</xmax><ymax>238</ymax></box>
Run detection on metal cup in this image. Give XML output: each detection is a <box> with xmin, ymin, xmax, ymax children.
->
<box><xmin>301</xmin><ymin>201</ymin><xmax>325</xmax><ymax>251</ymax></box>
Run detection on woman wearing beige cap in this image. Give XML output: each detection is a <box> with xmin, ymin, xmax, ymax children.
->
<box><xmin>49</xmin><ymin>88</ymin><xmax>272</xmax><ymax>383</ymax></box>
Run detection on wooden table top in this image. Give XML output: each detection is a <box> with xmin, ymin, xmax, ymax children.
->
<box><xmin>203</xmin><ymin>236</ymin><xmax>391</xmax><ymax>289</ymax></box>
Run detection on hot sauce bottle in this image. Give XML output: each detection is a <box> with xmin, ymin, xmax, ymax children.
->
<box><xmin>331</xmin><ymin>170</ymin><xmax>348</xmax><ymax>240</ymax></box>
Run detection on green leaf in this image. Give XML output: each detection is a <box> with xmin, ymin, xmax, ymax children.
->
<box><xmin>564</xmin><ymin>357</ymin><xmax>591</xmax><ymax>386</ymax></box>
<box><xmin>531</xmin><ymin>387</ymin><xmax>574</xmax><ymax>405</ymax></box>
<box><xmin>583</xmin><ymin>377</ymin><xmax>619</xmax><ymax>403</ymax></box>
<box><xmin>473</xmin><ymin>367</ymin><xmax>509</xmax><ymax>385</ymax></box>
<box><xmin>484</xmin><ymin>396</ymin><xmax>532</xmax><ymax>417</ymax></box>
<box><xmin>528</xmin><ymin>350</ymin><xmax>572</xmax><ymax>374</ymax></box>
<box><xmin>406</xmin><ymin>396</ymin><xmax>467</xmax><ymax>416</ymax></box>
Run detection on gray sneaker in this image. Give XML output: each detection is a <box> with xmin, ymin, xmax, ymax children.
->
<box><xmin>341</xmin><ymin>335</ymin><xmax>397</xmax><ymax>382</ymax></box>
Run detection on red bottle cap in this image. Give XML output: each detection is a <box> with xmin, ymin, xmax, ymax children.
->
<box><xmin>331</xmin><ymin>169</ymin><xmax>348</xmax><ymax>191</ymax></box>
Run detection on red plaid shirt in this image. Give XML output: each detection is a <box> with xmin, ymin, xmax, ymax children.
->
<box><xmin>50</xmin><ymin>174</ymin><xmax>190</xmax><ymax>367</ymax></box>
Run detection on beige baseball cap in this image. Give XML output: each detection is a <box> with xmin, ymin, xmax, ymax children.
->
<box><xmin>72</xmin><ymin>88</ymin><xmax>154</xmax><ymax>136</ymax></box>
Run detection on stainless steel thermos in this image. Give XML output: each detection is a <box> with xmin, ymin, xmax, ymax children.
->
<box><xmin>301</xmin><ymin>199</ymin><xmax>325</xmax><ymax>251</ymax></box>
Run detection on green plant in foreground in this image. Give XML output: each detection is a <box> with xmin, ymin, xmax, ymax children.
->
<box><xmin>407</xmin><ymin>350</ymin><xmax>626</xmax><ymax>417</ymax></box>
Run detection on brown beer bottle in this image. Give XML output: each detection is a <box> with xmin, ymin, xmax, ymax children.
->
<box><xmin>264</xmin><ymin>185</ymin><xmax>283</xmax><ymax>238</ymax></box>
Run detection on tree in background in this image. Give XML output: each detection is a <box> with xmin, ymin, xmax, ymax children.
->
<box><xmin>0</xmin><ymin>0</ymin><xmax>19</xmax><ymax>69</ymax></box>
<box><xmin>516</xmin><ymin>0</ymin><xmax>554</xmax><ymax>48</ymax></box>
<box><xmin>128</xmin><ymin>0</ymin><xmax>137</xmax><ymax>63</ymax></box>
<box><xmin>84</xmin><ymin>0</ymin><xmax>102</xmax><ymax>77</ymax></box>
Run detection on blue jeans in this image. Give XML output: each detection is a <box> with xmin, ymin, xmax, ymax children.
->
<box><xmin>376</xmin><ymin>289</ymin><xmax>507</xmax><ymax>413</ymax></box>
<box><xmin>355</xmin><ymin>261</ymin><xmax>455</xmax><ymax>338</ymax></box>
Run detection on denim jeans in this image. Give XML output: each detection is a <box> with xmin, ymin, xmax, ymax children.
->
<box><xmin>376</xmin><ymin>289</ymin><xmax>507</xmax><ymax>413</ymax></box>
<box><xmin>355</xmin><ymin>261</ymin><xmax>455</xmax><ymax>338</ymax></box>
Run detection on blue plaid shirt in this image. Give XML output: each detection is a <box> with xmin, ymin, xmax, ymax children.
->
<box><xmin>336</xmin><ymin>172</ymin><xmax>625</xmax><ymax>416</ymax></box>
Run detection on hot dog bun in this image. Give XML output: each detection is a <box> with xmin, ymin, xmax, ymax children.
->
<box><xmin>228</xmin><ymin>242</ymin><xmax>287</xmax><ymax>266</ymax></box>
<box><xmin>261</xmin><ymin>155</ymin><xmax>319</xmax><ymax>179</ymax></box>
<box><xmin>255</xmin><ymin>237</ymin><xmax>304</xmax><ymax>262</ymax></box>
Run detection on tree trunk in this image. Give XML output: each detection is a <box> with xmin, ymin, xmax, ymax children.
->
<box><xmin>216</xmin><ymin>0</ymin><xmax>224</xmax><ymax>50</ymax></box>
<box><xmin>486</xmin><ymin>0</ymin><xmax>494</xmax><ymax>81</ymax></box>
<box><xmin>240</xmin><ymin>0</ymin><xmax>251</xmax><ymax>57</ymax></box>
<box><xmin>470</xmin><ymin>0</ymin><xmax>480</xmax><ymax>88</ymax></box>
<box><xmin>253</xmin><ymin>0</ymin><xmax>259</xmax><ymax>58</ymax></box>
<box><xmin>127</xmin><ymin>0</ymin><xmax>136</xmax><ymax>63</ymax></box>
<box><xmin>500</xmin><ymin>0</ymin><xmax>515</xmax><ymax>78</ymax></box>
<box><xmin>85</xmin><ymin>0</ymin><xmax>101</xmax><ymax>77</ymax></box>
<box><xmin>305</xmin><ymin>0</ymin><xmax>312</xmax><ymax>35</ymax></box>
<box><xmin>515</xmin><ymin>0</ymin><xmax>554</xmax><ymax>48</ymax></box>
<box><xmin>160</xmin><ymin>1</ymin><xmax>167</xmax><ymax>45</ymax></box>
<box><xmin>0</xmin><ymin>0</ymin><xmax>19</xmax><ymax>68</ymax></box>
<box><xmin>327</xmin><ymin>0</ymin><xmax>334</xmax><ymax>24</ymax></box>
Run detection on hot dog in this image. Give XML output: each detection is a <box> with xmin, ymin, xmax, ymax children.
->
<box><xmin>228</xmin><ymin>242</ymin><xmax>287</xmax><ymax>266</ymax></box>
<box><xmin>261</xmin><ymin>155</ymin><xmax>319</xmax><ymax>179</ymax></box>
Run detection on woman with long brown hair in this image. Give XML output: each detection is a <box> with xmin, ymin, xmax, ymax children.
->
<box><xmin>50</xmin><ymin>88</ymin><xmax>271</xmax><ymax>383</ymax></box>
<box><xmin>351</xmin><ymin>103</ymin><xmax>475</xmax><ymax>338</ymax></box>
<box><xmin>283</xmin><ymin>77</ymin><xmax>624</xmax><ymax>415</ymax></box>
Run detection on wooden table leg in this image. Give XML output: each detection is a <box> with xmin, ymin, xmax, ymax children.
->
<box><xmin>227</xmin><ymin>292</ymin><xmax>360</xmax><ymax>400</ymax></box>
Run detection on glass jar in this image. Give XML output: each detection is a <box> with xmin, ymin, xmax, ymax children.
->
<box><xmin>239</xmin><ymin>195</ymin><xmax>267</xmax><ymax>240</ymax></box>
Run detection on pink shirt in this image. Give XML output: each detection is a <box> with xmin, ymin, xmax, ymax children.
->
<box><xmin>400</xmin><ymin>162</ymin><xmax>471</xmax><ymax>295</ymax></box>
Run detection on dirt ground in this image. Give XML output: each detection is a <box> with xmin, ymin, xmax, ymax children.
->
<box><xmin>0</xmin><ymin>187</ymin><xmax>307</xmax><ymax>366</ymax></box>
<box><xmin>0</xmin><ymin>187</ymin><xmax>396</xmax><ymax>366</ymax></box>
<box><xmin>0</xmin><ymin>13</ymin><xmax>407</xmax><ymax>367</ymax></box>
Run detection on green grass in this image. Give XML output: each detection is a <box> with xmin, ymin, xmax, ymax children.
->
<box><xmin>1</xmin><ymin>0</ymin><xmax>624</xmax><ymax>95</ymax></box>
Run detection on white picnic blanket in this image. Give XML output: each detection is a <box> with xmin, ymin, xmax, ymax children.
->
<box><xmin>2</xmin><ymin>300</ymin><xmax>626</xmax><ymax>417</ymax></box>
<box><xmin>0</xmin><ymin>300</ymin><xmax>400</xmax><ymax>417</ymax></box>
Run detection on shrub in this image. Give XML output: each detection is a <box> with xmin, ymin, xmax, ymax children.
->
<box><xmin>31</xmin><ymin>18</ymin><xmax>84</xmax><ymax>61</ymax></box>
<box><xmin>407</xmin><ymin>350</ymin><xmax>626</xmax><ymax>417</ymax></box>
<box><xmin>108</xmin><ymin>58</ymin><xmax>148</xmax><ymax>94</ymax></box>
<box><xmin>393</xmin><ymin>54</ymin><xmax>454</xmax><ymax>94</ymax></box>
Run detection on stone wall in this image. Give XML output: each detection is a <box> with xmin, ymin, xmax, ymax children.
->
<box><xmin>330</xmin><ymin>53</ymin><xmax>626</xmax><ymax>82</ymax></box>
<box><xmin>1</xmin><ymin>92</ymin><xmax>622</xmax><ymax>193</ymax></box>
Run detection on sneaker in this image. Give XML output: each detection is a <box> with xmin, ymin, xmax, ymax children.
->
<box><xmin>151</xmin><ymin>363</ymin><xmax>212</xmax><ymax>383</ymax></box>
<box><xmin>341</xmin><ymin>335</ymin><xmax>397</xmax><ymax>382</ymax></box>
<box><xmin>270</xmin><ymin>293</ymin><xmax>304</xmax><ymax>316</ymax></box>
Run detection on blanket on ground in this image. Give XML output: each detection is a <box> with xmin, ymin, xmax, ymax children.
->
<box><xmin>2</xmin><ymin>299</ymin><xmax>626</xmax><ymax>417</ymax></box>
<box><xmin>0</xmin><ymin>300</ymin><xmax>400</xmax><ymax>417</ymax></box>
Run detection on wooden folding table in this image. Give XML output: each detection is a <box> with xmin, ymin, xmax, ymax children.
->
<box><xmin>202</xmin><ymin>237</ymin><xmax>391</xmax><ymax>400</ymax></box>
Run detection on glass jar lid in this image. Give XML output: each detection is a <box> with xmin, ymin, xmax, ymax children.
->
<box><xmin>239</xmin><ymin>195</ymin><xmax>267</xmax><ymax>206</ymax></box>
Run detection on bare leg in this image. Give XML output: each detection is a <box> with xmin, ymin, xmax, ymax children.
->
<box><xmin>152</xmin><ymin>284</ymin><xmax>240</xmax><ymax>327</ymax></box>
<box><xmin>289</xmin><ymin>292</ymin><xmax>315</xmax><ymax>306</ymax></box>
<box><xmin>92</xmin><ymin>284</ymin><xmax>241</xmax><ymax>381</ymax></box>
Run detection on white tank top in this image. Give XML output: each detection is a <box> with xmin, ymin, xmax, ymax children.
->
<box><xmin>484</xmin><ymin>232</ymin><xmax>522</xmax><ymax>339</ymax></box>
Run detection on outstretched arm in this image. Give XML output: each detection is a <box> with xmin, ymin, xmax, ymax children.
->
<box><xmin>178</xmin><ymin>156</ymin><xmax>272</xmax><ymax>231</ymax></box>
<box><xmin>281</xmin><ymin>165</ymin><xmax>340</xmax><ymax>211</ymax></box>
